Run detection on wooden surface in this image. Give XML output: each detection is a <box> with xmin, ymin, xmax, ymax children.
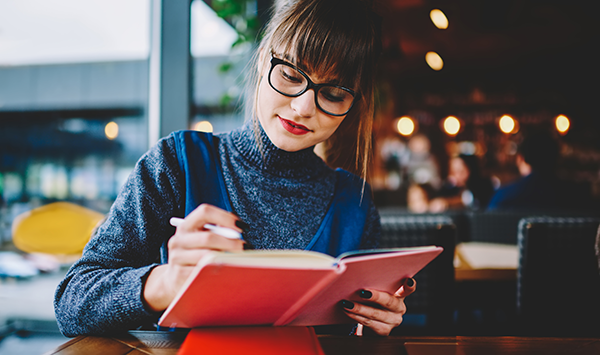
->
<box><xmin>454</xmin><ymin>267</ymin><xmax>517</xmax><ymax>281</ymax></box>
<box><xmin>46</xmin><ymin>330</ymin><xmax>600</xmax><ymax>355</ymax></box>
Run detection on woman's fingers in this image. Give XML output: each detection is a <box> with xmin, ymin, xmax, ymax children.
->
<box><xmin>169</xmin><ymin>230</ymin><xmax>245</xmax><ymax>252</ymax></box>
<box><xmin>169</xmin><ymin>204</ymin><xmax>247</xmax><ymax>256</ymax></box>
<box><xmin>341</xmin><ymin>298</ymin><xmax>402</xmax><ymax>326</ymax></box>
<box><xmin>395</xmin><ymin>277</ymin><xmax>417</xmax><ymax>298</ymax></box>
<box><xmin>354</xmin><ymin>278</ymin><xmax>416</xmax><ymax>314</ymax></box>
<box><xmin>147</xmin><ymin>204</ymin><xmax>248</xmax><ymax>312</ymax></box>
<box><xmin>342</xmin><ymin>301</ymin><xmax>400</xmax><ymax>336</ymax></box>
<box><xmin>179</xmin><ymin>204</ymin><xmax>246</xmax><ymax>234</ymax></box>
<box><xmin>342</xmin><ymin>278</ymin><xmax>417</xmax><ymax>336</ymax></box>
<box><xmin>167</xmin><ymin>245</ymin><xmax>218</xmax><ymax>266</ymax></box>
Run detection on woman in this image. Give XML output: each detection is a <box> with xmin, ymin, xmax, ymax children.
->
<box><xmin>429</xmin><ymin>154</ymin><xmax>494</xmax><ymax>212</ymax></box>
<box><xmin>54</xmin><ymin>0</ymin><xmax>415</xmax><ymax>337</ymax></box>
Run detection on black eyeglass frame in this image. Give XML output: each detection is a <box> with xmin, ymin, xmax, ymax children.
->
<box><xmin>268</xmin><ymin>56</ymin><xmax>358</xmax><ymax>117</ymax></box>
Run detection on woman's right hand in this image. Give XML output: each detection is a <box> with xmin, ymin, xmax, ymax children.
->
<box><xmin>143</xmin><ymin>204</ymin><xmax>247</xmax><ymax>312</ymax></box>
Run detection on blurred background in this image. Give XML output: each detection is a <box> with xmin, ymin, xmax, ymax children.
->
<box><xmin>1</xmin><ymin>0</ymin><xmax>600</xmax><ymax>353</ymax></box>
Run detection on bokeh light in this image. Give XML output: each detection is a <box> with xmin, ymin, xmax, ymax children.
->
<box><xmin>104</xmin><ymin>121</ymin><xmax>119</xmax><ymax>140</ymax></box>
<box><xmin>194</xmin><ymin>120</ymin><xmax>213</xmax><ymax>133</ymax></box>
<box><xmin>555</xmin><ymin>114</ymin><xmax>570</xmax><ymax>135</ymax></box>
<box><xmin>430</xmin><ymin>9</ymin><xmax>449</xmax><ymax>29</ymax></box>
<box><xmin>443</xmin><ymin>116</ymin><xmax>460</xmax><ymax>136</ymax></box>
<box><xmin>425</xmin><ymin>51</ymin><xmax>444</xmax><ymax>71</ymax></box>
<box><xmin>396</xmin><ymin>116</ymin><xmax>415</xmax><ymax>136</ymax></box>
<box><xmin>499</xmin><ymin>115</ymin><xmax>516</xmax><ymax>134</ymax></box>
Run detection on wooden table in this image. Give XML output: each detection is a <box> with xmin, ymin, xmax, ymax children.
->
<box><xmin>46</xmin><ymin>330</ymin><xmax>600</xmax><ymax>355</ymax></box>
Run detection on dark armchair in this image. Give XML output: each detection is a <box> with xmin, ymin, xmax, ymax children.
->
<box><xmin>517</xmin><ymin>217</ymin><xmax>600</xmax><ymax>336</ymax></box>
<box><xmin>378</xmin><ymin>214</ymin><xmax>456</xmax><ymax>335</ymax></box>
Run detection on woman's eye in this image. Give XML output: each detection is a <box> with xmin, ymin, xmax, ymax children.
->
<box><xmin>280</xmin><ymin>67</ymin><xmax>303</xmax><ymax>83</ymax></box>
<box><xmin>321</xmin><ymin>90</ymin><xmax>345</xmax><ymax>103</ymax></box>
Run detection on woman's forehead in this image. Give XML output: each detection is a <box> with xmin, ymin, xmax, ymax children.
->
<box><xmin>271</xmin><ymin>48</ymin><xmax>346</xmax><ymax>85</ymax></box>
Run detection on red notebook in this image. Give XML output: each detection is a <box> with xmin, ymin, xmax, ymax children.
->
<box><xmin>158</xmin><ymin>246</ymin><xmax>443</xmax><ymax>328</ymax></box>
<box><xmin>178</xmin><ymin>326</ymin><xmax>325</xmax><ymax>355</ymax></box>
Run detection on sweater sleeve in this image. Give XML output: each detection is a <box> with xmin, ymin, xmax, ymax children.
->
<box><xmin>54</xmin><ymin>135</ymin><xmax>185</xmax><ymax>337</ymax></box>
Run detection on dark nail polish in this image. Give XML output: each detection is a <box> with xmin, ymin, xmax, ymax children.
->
<box><xmin>406</xmin><ymin>278</ymin><xmax>415</xmax><ymax>287</ymax></box>
<box><xmin>341</xmin><ymin>300</ymin><xmax>355</xmax><ymax>310</ymax></box>
<box><xmin>359</xmin><ymin>290</ymin><xmax>372</xmax><ymax>299</ymax></box>
<box><xmin>235</xmin><ymin>219</ymin><xmax>250</xmax><ymax>232</ymax></box>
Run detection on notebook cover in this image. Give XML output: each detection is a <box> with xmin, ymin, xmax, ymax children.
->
<box><xmin>159</xmin><ymin>265</ymin><xmax>338</xmax><ymax>328</ymax></box>
<box><xmin>286</xmin><ymin>247</ymin><xmax>443</xmax><ymax>326</ymax></box>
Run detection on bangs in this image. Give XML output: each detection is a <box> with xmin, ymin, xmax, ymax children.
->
<box><xmin>268</xmin><ymin>1</ymin><xmax>379</xmax><ymax>92</ymax></box>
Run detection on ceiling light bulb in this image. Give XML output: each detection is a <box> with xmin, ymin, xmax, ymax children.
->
<box><xmin>430</xmin><ymin>9</ymin><xmax>449</xmax><ymax>29</ymax></box>
<box><xmin>555</xmin><ymin>115</ymin><xmax>570</xmax><ymax>134</ymax></box>
<box><xmin>443</xmin><ymin>116</ymin><xmax>460</xmax><ymax>135</ymax></box>
<box><xmin>499</xmin><ymin>115</ymin><xmax>516</xmax><ymax>134</ymax></box>
<box><xmin>426</xmin><ymin>51</ymin><xmax>444</xmax><ymax>71</ymax></box>
<box><xmin>397</xmin><ymin>116</ymin><xmax>415</xmax><ymax>136</ymax></box>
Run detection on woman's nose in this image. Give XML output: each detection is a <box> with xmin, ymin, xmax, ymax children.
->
<box><xmin>290</xmin><ymin>89</ymin><xmax>317</xmax><ymax>117</ymax></box>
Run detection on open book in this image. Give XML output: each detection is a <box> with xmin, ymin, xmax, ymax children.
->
<box><xmin>158</xmin><ymin>246</ymin><xmax>443</xmax><ymax>328</ymax></box>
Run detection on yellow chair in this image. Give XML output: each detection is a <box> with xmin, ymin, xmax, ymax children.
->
<box><xmin>11</xmin><ymin>202</ymin><xmax>105</xmax><ymax>255</ymax></box>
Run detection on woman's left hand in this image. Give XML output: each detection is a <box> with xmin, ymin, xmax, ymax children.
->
<box><xmin>341</xmin><ymin>278</ymin><xmax>416</xmax><ymax>336</ymax></box>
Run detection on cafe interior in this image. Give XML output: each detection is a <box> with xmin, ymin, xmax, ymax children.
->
<box><xmin>1</xmin><ymin>0</ymin><xmax>600</xmax><ymax>354</ymax></box>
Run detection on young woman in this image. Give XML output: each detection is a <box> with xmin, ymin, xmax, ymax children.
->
<box><xmin>55</xmin><ymin>0</ymin><xmax>415</xmax><ymax>337</ymax></box>
<box><xmin>429</xmin><ymin>154</ymin><xmax>494</xmax><ymax>212</ymax></box>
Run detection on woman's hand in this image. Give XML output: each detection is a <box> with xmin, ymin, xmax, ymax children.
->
<box><xmin>341</xmin><ymin>278</ymin><xmax>417</xmax><ymax>336</ymax></box>
<box><xmin>143</xmin><ymin>204</ymin><xmax>247</xmax><ymax>312</ymax></box>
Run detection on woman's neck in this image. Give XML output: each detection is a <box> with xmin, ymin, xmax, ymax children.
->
<box><xmin>230</xmin><ymin>120</ymin><xmax>327</xmax><ymax>179</ymax></box>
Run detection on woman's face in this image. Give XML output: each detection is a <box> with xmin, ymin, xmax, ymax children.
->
<box><xmin>448</xmin><ymin>157</ymin><xmax>470</xmax><ymax>187</ymax></box>
<box><xmin>256</xmin><ymin>52</ymin><xmax>348</xmax><ymax>152</ymax></box>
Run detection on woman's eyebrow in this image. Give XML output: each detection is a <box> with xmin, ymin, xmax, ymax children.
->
<box><xmin>275</xmin><ymin>52</ymin><xmax>348</xmax><ymax>87</ymax></box>
<box><xmin>272</xmin><ymin>51</ymin><xmax>297</xmax><ymax>65</ymax></box>
<box><xmin>281</xmin><ymin>53</ymin><xmax>295</xmax><ymax>63</ymax></box>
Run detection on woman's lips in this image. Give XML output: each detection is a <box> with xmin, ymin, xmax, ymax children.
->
<box><xmin>279</xmin><ymin>117</ymin><xmax>311</xmax><ymax>135</ymax></box>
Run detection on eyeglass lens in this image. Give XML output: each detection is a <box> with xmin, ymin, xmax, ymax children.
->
<box><xmin>270</xmin><ymin>63</ymin><xmax>354</xmax><ymax>116</ymax></box>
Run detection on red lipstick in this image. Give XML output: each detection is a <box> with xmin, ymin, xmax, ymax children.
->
<box><xmin>279</xmin><ymin>117</ymin><xmax>311</xmax><ymax>135</ymax></box>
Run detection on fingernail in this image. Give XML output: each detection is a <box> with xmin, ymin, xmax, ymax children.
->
<box><xmin>359</xmin><ymin>290</ymin><xmax>372</xmax><ymax>299</ymax></box>
<box><xmin>341</xmin><ymin>300</ymin><xmax>355</xmax><ymax>309</ymax></box>
<box><xmin>235</xmin><ymin>219</ymin><xmax>250</xmax><ymax>232</ymax></box>
<box><xmin>406</xmin><ymin>278</ymin><xmax>415</xmax><ymax>287</ymax></box>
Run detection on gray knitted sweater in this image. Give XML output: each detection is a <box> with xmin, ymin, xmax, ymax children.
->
<box><xmin>54</xmin><ymin>123</ymin><xmax>381</xmax><ymax>336</ymax></box>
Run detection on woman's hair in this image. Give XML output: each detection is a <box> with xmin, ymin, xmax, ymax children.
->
<box><xmin>517</xmin><ymin>129</ymin><xmax>560</xmax><ymax>172</ymax></box>
<box><xmin>245</xmin><ymin>0</ymin><xmax>382</xmax><ymax>182</ymax></box>
<box><xmin>456</xmin><ymin>154</ymin><xmax>483</xmax><ymax>185</ymax></box>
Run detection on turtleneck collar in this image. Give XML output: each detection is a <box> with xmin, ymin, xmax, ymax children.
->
<box><xmin>229</xmin><ymin>120</ymin><xmax>328</xmax><ymax>179</ymax></box>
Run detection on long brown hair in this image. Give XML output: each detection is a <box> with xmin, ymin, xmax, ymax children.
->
<box><xmin>246</xmin><ymin>0</ymin><xmax>382</xmax><ymax>183</ymax></box>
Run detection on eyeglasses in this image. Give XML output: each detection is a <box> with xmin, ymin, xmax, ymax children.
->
<box><xmin>268</xmin><ymin>55</ymin><xmax>357</xmax><ymax>116</ymax></box>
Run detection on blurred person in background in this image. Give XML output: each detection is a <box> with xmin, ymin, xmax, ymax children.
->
<box><xmin>429</xmin><ymin>154</ymin><xmax>495</xmax><ymax>212</ymax></box>
<box><xmin>404</xmin><ymin>133</ymin><xmax>441</xmax><ymax>190</ymax></box>
<box><xmin>406</xmin><ymin>183</ymin><xmax>435</xmax><ymax>213</ymax></box>
<box><xmin>488</xmin><ymin>130</ymin><xmax>591</xmax><ymax>210</ymax></box>
<box><xmin>377</xmin><ymin>133</ymin><xmax>440</xmax><ymax>193</ymax></box>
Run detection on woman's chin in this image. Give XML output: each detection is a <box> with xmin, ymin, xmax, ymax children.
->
<box><xmin>268</xmin><ymin>134</ymin><xmax>312</xmax><ymax>152</ymax></box>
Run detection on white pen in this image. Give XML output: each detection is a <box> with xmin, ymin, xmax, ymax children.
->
<box><xmin>169</xmin><ymin>217</ymin><xmax>243</xmax><ymax>240</ymax></box>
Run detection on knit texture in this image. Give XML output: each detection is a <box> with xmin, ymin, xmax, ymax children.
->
<box><xmin>219</xmin><ymin>122</ymin><xmax>336</xmax><ymax>250</ymax></box>
<box><xmin>54</xmin><ymin>123</ymin><xmax>381</xmax><ymax>336</ymax></box>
